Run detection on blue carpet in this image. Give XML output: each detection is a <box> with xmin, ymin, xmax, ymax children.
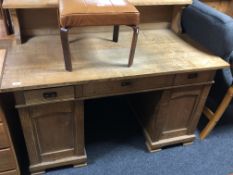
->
<box><xmin>45</xmin><ymin>96</ymin><xmax>233</xmax><ymax>175</ymax></box>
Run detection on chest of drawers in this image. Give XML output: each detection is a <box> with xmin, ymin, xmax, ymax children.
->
<box><xmin>0</xmin><ymin>102</ymin><xmax>20</xmax><ymax>175</ymax></box>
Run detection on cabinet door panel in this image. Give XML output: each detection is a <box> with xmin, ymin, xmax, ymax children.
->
<box><xmin>29</xmin><ymin>102</ymin><xmax>75</xmax><ymax>161</ymax></box>
<box><xmin>17</xmin><ymin>99</ymin><xmax>86</xmax><ymax>172</ymax></box>
<box><xmin>163</xmin><ymin>90</ymin><xmax>201</xmax><ymax>132</ymax></box>
<box><xmin>160</xmin><ymin>87</ymin><xmax>202</xmax><ymax>139</ymax></box>
<box><xmin>33</xmin><ymin>113</ymin><xmax>74</xmax><ymax>154</ymax></box>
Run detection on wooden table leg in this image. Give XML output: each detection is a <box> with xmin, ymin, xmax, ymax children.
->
<box><xmin>60</xmin><ymin>27</ymin><xmax>72</xmax><ymax>71</ymax></box>
<box><xmin>113</xmin><ymin>25</ymin><xmax>119</xmax><ymax>42</ymax></box>
<box><xmin>128</xmin><ymin>25</ymin><xmax>139</xmax><ymax>67</ymax></box>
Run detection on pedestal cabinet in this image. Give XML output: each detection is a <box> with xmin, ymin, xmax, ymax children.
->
<box><xmin>14</xmin><ymin>87</ymin><xmax>86</xmax><ymax>175</ymax></box>
<box><xmin>130</xmin><ymin>84</ymin><xmax>211</xmax><ymax>151</ymax></box>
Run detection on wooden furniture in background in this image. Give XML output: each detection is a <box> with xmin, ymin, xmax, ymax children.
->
<box><xmin>0</xmin><ymin>0</ymin><xmax>13</xmax><ymax>35</ymax></box>
<box><xmin>0</xmin><ymin>25</ymin><xmax>228</xmax><ymax>174</ymax></box>
<box><xmin>2</xmin><ymin>0</ymin><xmax>192</xmax><ymax>43</ymax></box>
<box><xmin>0</xmin><ymin>49</ymin><xmax>20</xmax><ymax>175</ymax></box>
<box><xmin>202</xmin><ymin>0</ymin><xmax>233</xmax><ymax>16</ymax></box>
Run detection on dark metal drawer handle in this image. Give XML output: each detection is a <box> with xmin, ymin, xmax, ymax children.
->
<box><xmin>43</xmin><ymin>92</ymin><xmax>58</xmax><ymax>99</ymax></box>
<box><xmin>121</xmin><ymin>81</ymin><xmax>132</xmax><ymax>87</ymax></box>
<box><xmin>187</xmin><ymin>73</ymin><xmax>198</xmax><ymax>79</ymax></box>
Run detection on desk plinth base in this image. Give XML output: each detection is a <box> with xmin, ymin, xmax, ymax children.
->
<box><xmin>30</xmin><ymin>154</ymin><xmax>87</xmax><ymax>175</ymax></box>
<box><xmin>144</xmin><ymin>129</ymin><xmax>195</xmax><ymax>152</ymax></box>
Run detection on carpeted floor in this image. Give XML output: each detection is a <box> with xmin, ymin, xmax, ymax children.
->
<box><xmin>43</xmin><ymin>95</ymin><xmax>233</xmax><ymax>175</ymax></box>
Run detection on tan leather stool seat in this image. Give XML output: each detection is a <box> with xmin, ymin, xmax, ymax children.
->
<box><xmin>59</xmin><ymin>0</ymin><xmax>140</xmax><ymax>27</ymax></box>
<box><xmin>59</xmin><ymin>0</ymin><xmax>140</xmax><ymax>71</ymax></box>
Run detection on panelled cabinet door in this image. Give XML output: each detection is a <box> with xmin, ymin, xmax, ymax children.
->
<box><xmin>18</xmin><ymin>100</ymin><xmax>86</xmax><ymax>173</ymax></box>
<box><xmin>154</xmin><ymin>86</ymin><xmax>206</xmax><ymax>140</ymax></box>
<box><xmin>29</xmin><ymin>102</ymin><xmax>78</xmax><ymax>161</ymax></box>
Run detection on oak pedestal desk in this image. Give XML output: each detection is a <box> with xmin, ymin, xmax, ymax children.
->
<box><xmin>0</xmin><ymin>26</ymin><xmax>228</xmax><ymax>174</ymax></box>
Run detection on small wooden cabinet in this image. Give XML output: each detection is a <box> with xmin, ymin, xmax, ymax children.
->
<box><xmin>0</xmin><ymin>101</ymin><xmax>20</xmax><ymax>175</ymax></box>
<box><xmin>15</xmin><ymin>89</ymin><xmax>86</xmax><ymax>175</ymax></box>
<box><xmin>130</xmin><ymin>84</ymin><xmax>211</xmax><ymax>151</ymax></box>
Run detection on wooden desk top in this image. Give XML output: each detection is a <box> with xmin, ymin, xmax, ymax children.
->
<box><xmin>0</xmin><ymin>27</ymin><xmax>228</xmax><ymax>92</ymax></box>
<box><xmin>3</xmin><ymin>0</ymin><xmax>192</xmax><ymax>9</ymax></box>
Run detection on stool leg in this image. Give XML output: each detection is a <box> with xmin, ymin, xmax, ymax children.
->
<box><xmin>113</xmin><ymin>25</ymin><xmax>120</xmax><ymax>42</ymax></box>
<box><xmin>60</xmin><ymin>28</ymin><xmax>72</xmax><ymax>71</ymax></box>
<box><xmin>128</xmin><ymin>26</ymin><xmax>139</xmax><ymax>67</ymax></box>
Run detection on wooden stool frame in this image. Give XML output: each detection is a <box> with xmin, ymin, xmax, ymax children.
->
<box><xmin>200</xmin><ymin>86</ymin><xmax>233</xmax><ymax>139</ymax></box>
<box><xmin>60</xmin><ymin>25</ymin><xmax>139</xmax><ymax>71</ymax></box>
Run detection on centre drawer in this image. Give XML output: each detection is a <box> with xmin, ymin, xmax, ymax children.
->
<box><xmin>82</xmin><ymin>75</ymin><xmax>174</xmax><ymax>98</ymax></box>
<box><xmin>24</xmin><ymin>86</ymin><xmax>75</xmax><ymax>105</ymax></box>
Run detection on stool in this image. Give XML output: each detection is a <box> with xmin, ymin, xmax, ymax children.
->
<box><xmin>59</xmin><ymin>0</ymin><xmax>140</xmax><ymax>71</ymax></box>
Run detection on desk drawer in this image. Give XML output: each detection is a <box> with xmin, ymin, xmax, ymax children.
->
<box><xmin>0</xmin><ymin>149</ymin><xmax>16</xmax><ymax>172</ymax></box>
<box><xmin>83</xmin><ymin>75</ymin><xmax>174</xmax><ymax>98</ymax></box>
<box><xmin>0</xmin><ymin>170</ymin><xmax>18</xmax><ymax>175</ymax></box>
<box><xmin>174</xmin><ymin>71</ymin><xmax>214</xmax><ymax>86</ymax></box>
<box><xmin>24</xmin><ymin>86</ymin><xmax>75</xmax><ymax>105</ymax></box>
<box><xmin>0</xmin><ymin>124</ymin><xmax>10</xmax><ymax>149</ymax></box>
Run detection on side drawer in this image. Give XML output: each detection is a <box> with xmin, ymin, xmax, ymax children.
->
<box><xmin>0</xmin><ymin>124</ymin><xmax>10</xmax><ymax>149</ymax></box>
<box><xmin>24</xmin><ymin>86</ymin><xmax>75</xmax><ymax>105</ymax></box>
<box><xmin>174</xmin><ymin>71</ymin><xmax>214</xmax><ymax>86</ymax></box>
<box><xmin>0</xmin><ymin>149</ymin><xmax>16</xmax><ymax>172</ymax></box>
<box><xmin>83</xmin><ymin>75</ymin><xmax>174</xmax><ymax>98</ymax></box>
<box><xmin>0</xmin><ymin>170</ymin><xmax>18</xmax><ymax>175</ymax></box>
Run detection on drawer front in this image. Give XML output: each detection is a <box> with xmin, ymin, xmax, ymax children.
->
<box><xmin>0</xmin><ymin>170</ymin><xmax>18</xmax><ymax>175</ymax></box>
<box><xmin>0</xmin><ymin>124</ymin><xmax>10</xmax><ymax>149</ymax></box>
<box><xmin>83</xmin><ymin>75</ymin><xmax>174</xmax><ymax>97</ymax></box>
<box><xmin>24</xmin><ymin>86</ymin><xmax>75</xmax><ymax>105</ymax></box>
<box><xmin>0</xmin><ymin>149</ymin><xmax>16</xmax><ymax>172</ymax></box>
<box><xmin>174</xmin><ymin>71</ymin><xmax>214</xmax><ymax>86</ymax></box>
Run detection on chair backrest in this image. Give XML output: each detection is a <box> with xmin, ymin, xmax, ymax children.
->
<box><xmin>181</xmin><ymin>0</ymin><xmax>233</xmax><ymax>87</ymax></box>
<box><xmin>182</xmin><ymin>0</ymin><xmax>233</xmax><ymax>59</ymax></box>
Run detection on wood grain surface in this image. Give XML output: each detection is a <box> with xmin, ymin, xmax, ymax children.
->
<box><xmin>0</xmin><ymin>26</ymin><xmax>228</xmax><ymax>92</ymax></box>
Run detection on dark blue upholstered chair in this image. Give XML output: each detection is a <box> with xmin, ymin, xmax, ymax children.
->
<box><xmin>181</xmin><ymin>0</ymin><xmax>233</xmax><ymax>139</ymax></box>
